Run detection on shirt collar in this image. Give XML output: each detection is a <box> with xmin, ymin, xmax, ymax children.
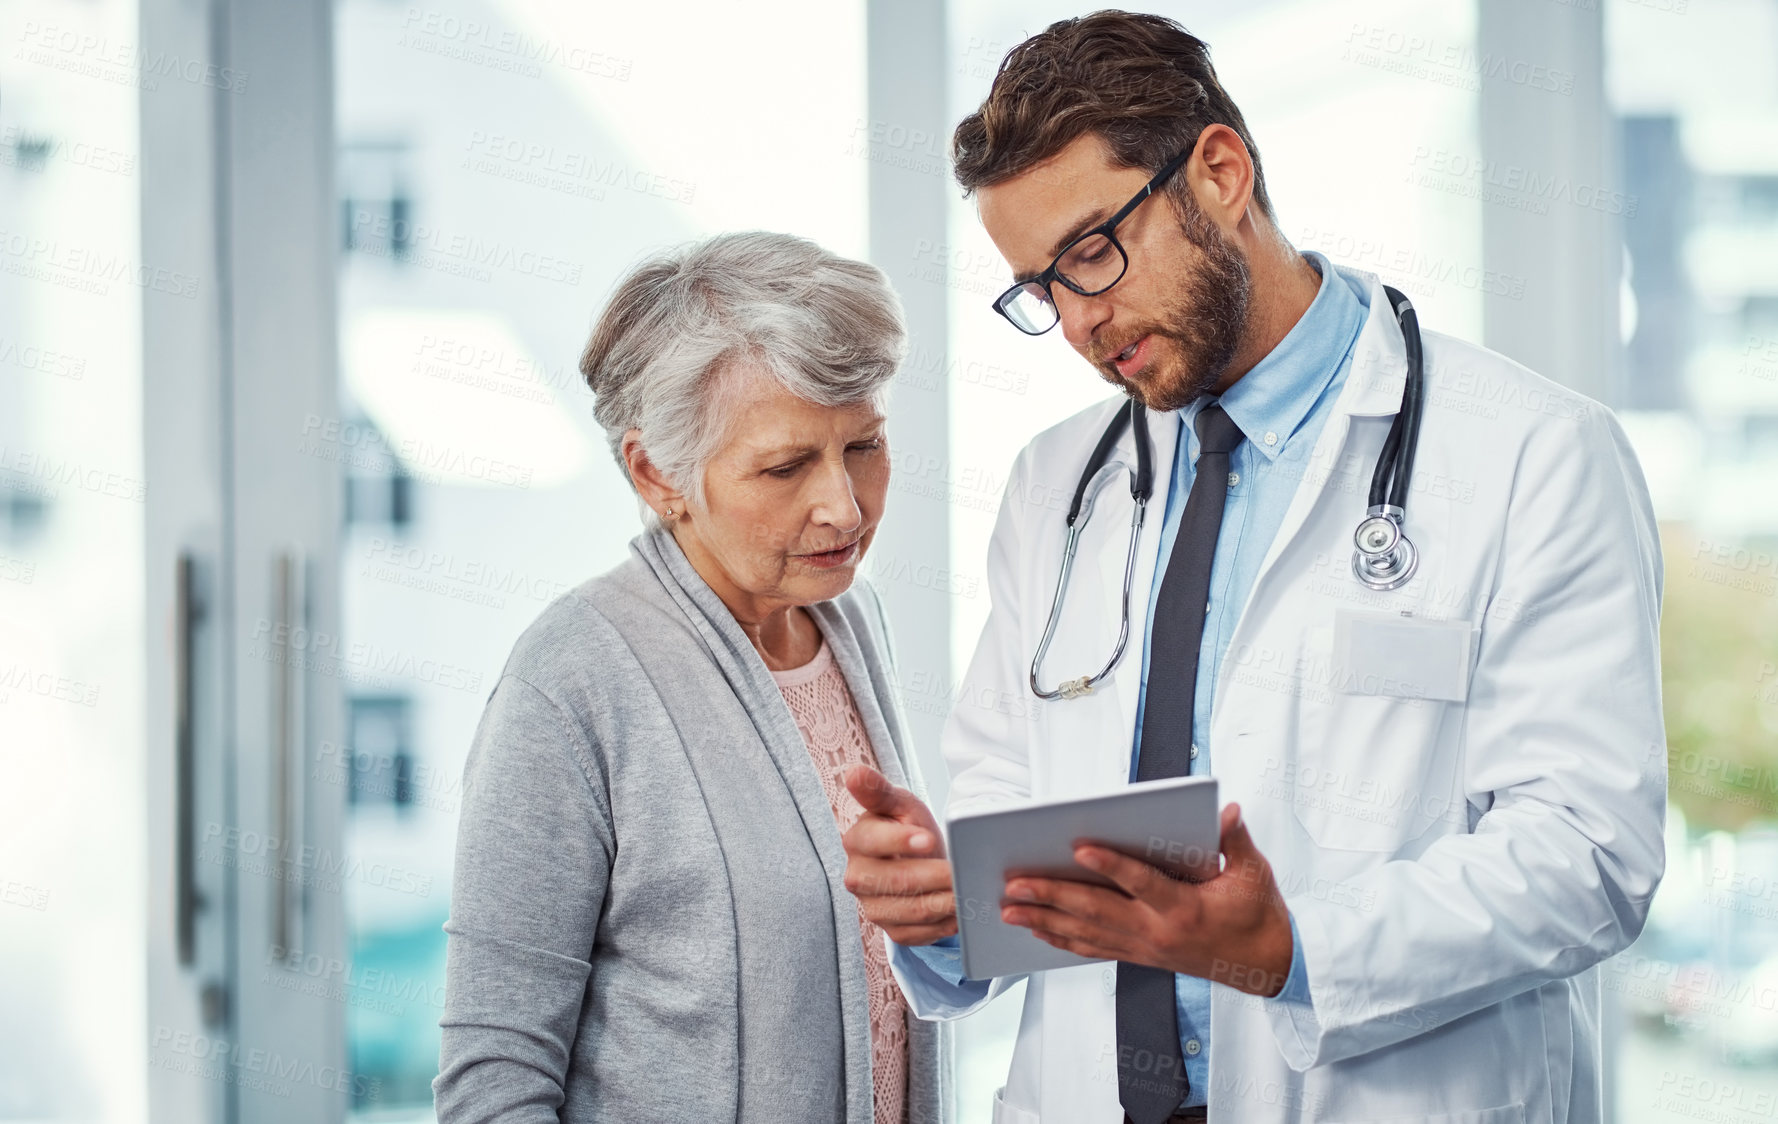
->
<box><xmin>1180</xmin><ymin>250</ymin><xmax>1367</xmax><ymax>463</ymax></box>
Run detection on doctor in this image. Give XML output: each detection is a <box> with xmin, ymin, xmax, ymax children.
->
<box><xmin>840</xmin><ymin>11</ymin><xmax>1666</xmax><ymax>1124</ymax></box>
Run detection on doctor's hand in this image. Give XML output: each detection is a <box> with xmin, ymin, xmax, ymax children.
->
<box><xmin>999</xmin><ymin>802</ymin><xmax>1295</xmax><ymax>997</ymax></box>
<box><xmin>840</xmin><ymin>765</ymin><xmax>957</xmax><ymax>946</ymax></box>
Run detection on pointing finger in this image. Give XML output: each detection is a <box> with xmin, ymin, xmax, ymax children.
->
<box><xmin>843</xmin><ymin>810</ymin><xmax>937</xmax><ymax>859</ymax></box>
<box><xmin>845</xmin><ymin>764</ymin><xmax>907</xmax><ymax>816</ymax></box>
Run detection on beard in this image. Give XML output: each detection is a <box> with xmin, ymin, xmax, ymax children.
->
<box><xmin>1096</xmin><ymin>195</ymin><xmax>1252</xmax><ymax>413</ymax></box>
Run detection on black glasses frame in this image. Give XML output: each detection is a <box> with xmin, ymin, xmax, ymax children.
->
<box><xmin>990</xmin><ymin>144</ymin><xmax>1196</xmax><ymax>335</ymax></box>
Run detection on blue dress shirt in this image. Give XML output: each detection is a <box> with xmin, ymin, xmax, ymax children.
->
<box><xmin>903</xmin><ymin>252</ymin><xmax>1369</xmax><ymax>1107</ymax></box>
<box><xmin>1127</xmin><ymin>251</ymin><xmax>1367</xmax><ymax>1105</ymax></box>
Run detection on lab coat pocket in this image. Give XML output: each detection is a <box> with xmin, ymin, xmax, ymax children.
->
<box><xmin>1284</xmin><ymin>615</ymin><xmax>1473</xmax><ymax>852</ymax></box>
<box><xmin>989</xmin><ymin>1086</ymin><xmax>1040</xmax><ymax>1124</ymax></box>
<box><xmin>1332</xmin><ymin>608</ymin><xmax>1478</xmax><ymax>703</ymax></box>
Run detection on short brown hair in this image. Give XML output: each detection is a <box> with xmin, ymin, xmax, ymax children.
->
<box><xmin>951</xmin><ymin>10</ymin><xmax>1272</xmax><ymax>218</ymax></box>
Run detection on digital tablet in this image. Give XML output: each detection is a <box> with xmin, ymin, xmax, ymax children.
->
<box><xmin>948</xmin><ymin>776</ymin><xmax>1220</xmax><ymax>980</ymax></box>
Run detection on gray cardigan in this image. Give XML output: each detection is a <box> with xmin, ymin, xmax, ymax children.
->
<box><xmin>434</xmin><ymin>527</ymin><xmax>954</xmax><ymax>1123</ymax></box>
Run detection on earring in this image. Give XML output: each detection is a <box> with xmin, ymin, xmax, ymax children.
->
<box><xmin>664</xmin><ymin>507</ymin><xmax>675</xmax><ymax>519</ymax></box>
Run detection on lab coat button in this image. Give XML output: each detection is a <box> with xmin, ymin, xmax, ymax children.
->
<box><xmin>1102</xmin><ymin>967</ymin><xmax>1116</xmax><ymax>995</ymax></box>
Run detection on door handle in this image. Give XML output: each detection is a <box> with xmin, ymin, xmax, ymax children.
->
<box><xmin>175</xmin><ymin>553</ymin><xmax>204</xmax><ymax>966</ymax></box>
<box><xmin>270</xmin><ymin>551</ymin><xmax>308</xmax><ymax>962</ymax></box>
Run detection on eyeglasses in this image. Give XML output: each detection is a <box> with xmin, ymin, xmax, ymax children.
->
<box><xmin>990</xmin><ymin>144</ymin><xmax>1195</xmax><ymax>336</ymax></box>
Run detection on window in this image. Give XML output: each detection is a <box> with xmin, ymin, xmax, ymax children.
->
<box><xmin>342</xmin><ymin>416</ymin><xmax>415</xmax><ymax>529</ymax></box>
<box><xmin>347</xmin><ymin>695</ymin><xmax>415</xmax><ymax>809</ymax></box>
<box><xmin>339</xmin><ymin>139</ymin><xmax>415</xmax><ymax>261</ymax></box>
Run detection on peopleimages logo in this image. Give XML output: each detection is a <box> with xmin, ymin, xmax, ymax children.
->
<box><xmin>0</xmin><ymin>334</ymin><xmax>87</xmax><ymax>380</ymax></box>
<box><xmin>0</xmin><ymin>442</ymin><xmax>147</xmax><ymax>503</ymax></box>
<box><xmin>0</xmin><ymin>125</ymin><xmax>137</xmax><ymax>177</ymax></box>
<box><xmin>265</xmin><ymin>943</ymin><xmax>448</xmax><ymax>1014</ymax></box>
<box><xmin>360</xmin><ymin>536</ymin><xmax>576</xmax><ymax>612</ymax></box>
<box><xmin>1342</xmin><ymin>23</ymin><xmax>1576</xmax><ymax>95</ymax></box>
<box><xmin>151</xmin><ymin>1026</ymin><xmax>382</xmax><ymax>1098</ymax></box>
<box><xmin>0</xmin><ymin>662</ymin><xmax>101</xmax><ymax>707</ymax></box>
<box><xmin>344</xmin><ymin>211</ymin><xmax>582</xmax><ymax>286</ymax></box>
<box><xmin>298</xmin><ymin>414</ymin><xmax>534</xmax><ymax>489</ymax></box>
<box><xmin>0</xmin><ymin>228</ymin><xmax>199</xmax><ymax>299</ymax></box>
<box><xmin>248</xmin><ymin>615</ymin><xmax>484</xmax><ymax>694</ymax></box>
<box><xmin>1744</xmin><ymin>335</ymin><xmax>1778</xmax><ymax>383</ymax></box>
<box><xmin>1406</xmin><ymin>146</ymin><xmax>1638</xmax><ymax>218</ymax></box>
<box><xmin>398</xmin><ymin>8</ymin><xmax>632</xmax><ymax>81</ymax></box>
<box><xmin>1296</xmin><ymin>227</ymin><xmax>1527</xmax><ymax>300</ymax></box>
<box><xmin>14</xmin><ymin>21</ymin><xmax>249</xmax><ymax>93</ymax></box>
<box><xmin>462</xmin><ymin>132</ymin><xmax>695</xmax><ymax>205</ymax></box>
<box><xmin>200</xmin><ymin>822</ymin><xmax>435</xmax><ymax>898</ymax></box>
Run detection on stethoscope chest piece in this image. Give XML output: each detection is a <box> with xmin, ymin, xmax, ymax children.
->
<box><xmin>1352</xmin><ymin>504</ymin><xmax>1418</xmax><ymax>591</ymax></box>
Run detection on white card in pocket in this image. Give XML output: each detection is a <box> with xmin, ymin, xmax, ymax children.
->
<box><xmin>1332</xmin><ymin>608</ymin><xmax>1477</xmax><ymax>702</ymax></box>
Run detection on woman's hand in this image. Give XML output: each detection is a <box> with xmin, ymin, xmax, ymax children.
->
<box><xmin>841</xmin><ymin>765</ymin><xmax>957</xmax><ymax>945</ymax></box>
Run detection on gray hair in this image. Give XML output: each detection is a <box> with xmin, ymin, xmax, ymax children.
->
<box><xmin>580</xmin><ymin>231</ymin><xmax>906</xmax><ymax>524</ymax></box>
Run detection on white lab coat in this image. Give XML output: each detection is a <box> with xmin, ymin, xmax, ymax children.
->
<box><xmin>889</xmin><ymin>265</ymin><xmax>1667</xmax><ymax>1124</ymax></box>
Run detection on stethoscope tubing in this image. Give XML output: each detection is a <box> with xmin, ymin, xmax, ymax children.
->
<box><xmin>1029</xmin><ymin>287</ymin><xmax>1426</xmax><ymax>700</ymax></box>
<box><xmin>1370</xmin><ymin>286</ymin><xmax>1424</xmax><ymax>511</ymax></box>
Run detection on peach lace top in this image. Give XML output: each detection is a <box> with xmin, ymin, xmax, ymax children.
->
<box><xmin>769</xmin><ymin>639</ymin><xmax>909</xmax><ymax>1124</ymax></box>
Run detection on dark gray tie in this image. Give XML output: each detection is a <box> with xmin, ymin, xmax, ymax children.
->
<box><xmin>1117</xmin><ymin>403</ymin><xmax>1244</xmax><ymax>1124</ymax></box>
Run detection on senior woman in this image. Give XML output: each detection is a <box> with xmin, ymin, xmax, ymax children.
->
<box><xmin>433</xmin><ymin>231</ymin><xmax>952</xmax><ymax>1124</ymax></box>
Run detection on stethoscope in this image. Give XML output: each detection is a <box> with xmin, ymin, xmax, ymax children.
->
<box><xmin>1029</xmin><ymin>285</ymin><xmax>1425</xmax><ymax>702</ymax></box>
